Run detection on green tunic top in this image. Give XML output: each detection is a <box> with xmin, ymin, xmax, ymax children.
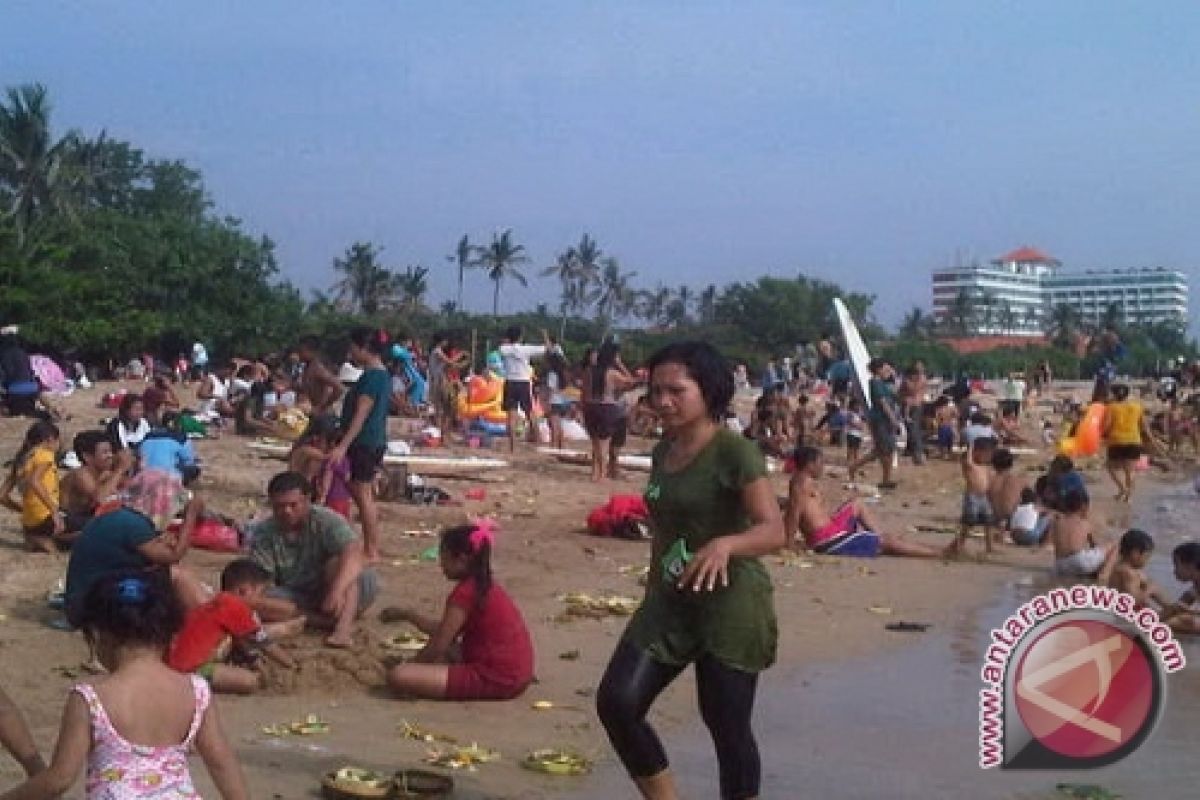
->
<box><xmin>624</xmin><ymin>427</ymin><xmax>777</xmax><ymax>672</ymax></box>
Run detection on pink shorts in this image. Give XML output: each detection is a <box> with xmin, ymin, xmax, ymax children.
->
<box><xmin>445</xmin><ymin>665</ymin><xmax>530</xmax><ymax>701</ymax></box>
<box><xmin>809</xmin><ymin>502</ymin><xmax>857</xmax><ymax>549</ymax></box>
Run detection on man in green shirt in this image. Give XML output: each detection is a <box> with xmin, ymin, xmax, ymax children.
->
<box><xmin>249</xmin><ymin>471</ymin><xmax>378</xmax><ymax>648</ymax></box>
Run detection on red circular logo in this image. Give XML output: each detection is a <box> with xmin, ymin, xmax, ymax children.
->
<box><xmin>1014</xmin><ymin>620</ymin><xmax>1155</xmax><ymax>760</ymax></box>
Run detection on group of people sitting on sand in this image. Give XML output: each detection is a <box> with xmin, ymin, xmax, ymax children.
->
<box><xmin>2</xmin><ymin>329</ymin><xmax>1200</xmax><ymax>800</ymax></box>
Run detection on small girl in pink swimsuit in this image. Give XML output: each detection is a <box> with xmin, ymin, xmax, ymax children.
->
<box><xmin>2</xmin><ymin>571</ymin><xmax>247</xmax><ymax>799</ymax></box>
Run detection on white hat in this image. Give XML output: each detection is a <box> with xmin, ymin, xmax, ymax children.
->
<box><xmin>337</xmin><ymin>362</ymin><xmax>363</xmax><ymax>383</ymax></box>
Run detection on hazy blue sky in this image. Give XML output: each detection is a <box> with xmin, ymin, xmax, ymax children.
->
<box><xmin>5</xmin><ymin>1</ymin><xmax>1200</xmax><ymax>328</ymax></box>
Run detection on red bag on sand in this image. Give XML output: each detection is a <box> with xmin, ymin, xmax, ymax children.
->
<box><xmin>587</xmin><ymin>495</ymin><xmax>650</xmax><ymax>539</ymax></box>
<box><xmin>169</xmin><ymin>518</ymin><xmax>243</xmax><ymax>553</ymax></box>
<box><xmin>101</xmin><ymin>391</ymin><xmax>127</xmax><ymax>409</ymax></box>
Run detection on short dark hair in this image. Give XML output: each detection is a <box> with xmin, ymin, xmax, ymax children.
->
<box><xmin>1119</xmin><ymin>528</ymin><xmax>1154</xmax><ymax>557</ymax></box>
<box><xmin>220</xmin><ymin>559</ymin><xmax>272</xmax><ymax>591</ymax></box>
<box><xmin>1173</xmin><ymin>541</ymin><xmax>1200</xmax><ymax>568</ymax></box>
<box><xmin>267</xmin><ymin>471</ymin><xmax>311</xmax><ymax>496</ymax></box>
<box><xmin>867</xmin><ymin>357</ymin><xmax>886</xmax><ymax>374</ymax></box>
<box><xmin>1061</xmin><ymin>488</ymin><xmax>1089</xmax><ymax>513</ymax></box>
<box><xmin>973</xmin><ymin>436</ymin><xmax>998</xmax><ymax>452</ymax></box>
<box><xmin>504</xmin><ymin>326</ymin><xmax>522</xmax><ymax>342</ymax></box>
<box><xmin>77</xmin><ymin>570</ymin><xmax>182</xmax><ymax>648</ymax></box>
<box><xmin>73</xmin><ymin>429</ymin><xmax>110</xmax><ymax>458</ymax></box>
<box><xmin>646</xmin><ymin>341</ymin><xmax>734</xmax><ymax>422</ymax></box>
<box><xmin>298</xmin><ymin>334</ymin><xmax>321</xmax><ymax>351</ymax></box>
<box><xmin>1049</xmin><ymin>455</ymin><xmax>1074</xmax><ymax>474</ymax></box>
<box><xmin>348</xmin><ymin>326</ymin><xmax>389</xmax><ymax>356</ymax></box>
<box><xmin>1019</xmin><ymin>487</ymin><xmax>1037</xmax><ymax>504</ymax></box>
<box><xmin>991</xmin><ymin>448</ymin><xmax>1014</xmax><ymax>470</ymax></box>
<box><xmin>793</xmin><ymin>445</ymin><xmax>822</xmax><ymax>469</ymax></box>
<box><xmin>1111</xmin><ymin>384</ymin><xmax>1131</xmax><ymax>401</ymax></box>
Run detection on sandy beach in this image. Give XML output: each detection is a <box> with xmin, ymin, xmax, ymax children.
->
<box><xmin>0</xmin><ymin>382</ymin><xmax>1191</xmax><ymax>799</ymax></box>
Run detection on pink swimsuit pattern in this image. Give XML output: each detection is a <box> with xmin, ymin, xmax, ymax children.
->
<box><xmin>75</xmin><ymin>676</ymin><xmax>209</xmax><ymax>798</ymax></box>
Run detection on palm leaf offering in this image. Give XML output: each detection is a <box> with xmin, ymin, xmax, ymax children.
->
<box><xmin>520</xmin><ymin>749</ymin><xmax>593</xmax><ymax>776</ymax></box>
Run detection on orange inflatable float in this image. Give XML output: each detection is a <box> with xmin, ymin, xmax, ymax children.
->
<box><xmin>458</xmin><ymin>374</ymin><xmax>508</xmax><ymax>426</ymax></box>
<box><xmin>1057</xmin><ymin>402</ymin><xmax>1106</xmax><ymax>458</ymax></box>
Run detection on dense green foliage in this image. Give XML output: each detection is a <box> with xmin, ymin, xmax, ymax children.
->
<box><xmin>1</xmin><ymin>83</ymin><xmax>1193</xmax><ymax>378</ymax></box>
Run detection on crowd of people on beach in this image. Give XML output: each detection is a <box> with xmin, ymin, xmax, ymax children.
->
<box><xmin>0</xmin><ymin>320</ymin><xmax>1198</xmax><ymax>799</ymax></box>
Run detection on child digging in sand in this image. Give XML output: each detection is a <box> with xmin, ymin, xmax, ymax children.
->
<box><xmin>2</xmin><ymin>571</ymin><xmax>247</xmax><ymax>799</ymax></box>
<box><xmin>0</xmin><ymin>421</ymin><xmax>65</xmax><ymax>553</ymax></box>
<box><xmin>1100</xmin><ymin>529</ymin><xmax>1171</xmax><ymax>610</ymax></box>
<box><xmin>168</xmin><ymin>560</ymin><xmax>303</xmax><ymax>694</ymax></box>
<box><xmin>1049</xmin><ymin>489</ymin><xmax>1113</xmax><ymax>578</ymax></box>
<box><xmin>950</xmin><ymin>435</ymin><xmax>997</xmax><ymax>556</ymax></box>
<box><xmin>384</xmin><ymin>521</ymin><xmax>534</xmax><ymax>700</ymax></box>
<box><xmin>1162</xmin><ymin>542</ymin><xmax>1200</xmax><ymax>634</ymax></box>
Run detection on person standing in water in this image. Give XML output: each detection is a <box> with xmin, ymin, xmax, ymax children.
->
<box><xmin>596</xmin><ymin>341</ymin><xmax>784</xmax><ymax>800</ymax></box>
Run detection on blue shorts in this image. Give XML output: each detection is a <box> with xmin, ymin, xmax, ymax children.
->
<box><xmin>815</xmin><ymin>530</ymin><xmax>882</xmax><ymax>558</ymax></box>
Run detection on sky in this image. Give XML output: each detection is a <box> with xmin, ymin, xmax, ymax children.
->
<box><xmin>5</xmin><ymin>1</ymin><xmax>1200</xmax><ymax>330</ymax></box>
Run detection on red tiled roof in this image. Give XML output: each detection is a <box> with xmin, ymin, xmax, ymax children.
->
<box><xmin>995</xmin><ymin>246</ymin><xmax>1057</xmax><ymax>264</ymax></box>
<box><xmin>938</xmin><ymin>335</ymin><xmax>1049</xmax><ymax>355</ymax></box>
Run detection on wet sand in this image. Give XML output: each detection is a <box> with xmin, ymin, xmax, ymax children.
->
<box><xmin>569</xmin><ymin>478</ymin><xmax>1200</xmax><ymax>799</ymax></box>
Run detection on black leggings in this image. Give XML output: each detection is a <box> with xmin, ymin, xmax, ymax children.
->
<box><xmin>596</xmin><ymin>639</ymin><xmax>761</xmax><ymax>800</ymax></box>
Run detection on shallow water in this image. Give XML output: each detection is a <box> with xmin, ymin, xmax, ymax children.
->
<box><xmin>569</xmin><ymin>479</ymin><xmax>1200</xmax><ymax>799</ymax></box>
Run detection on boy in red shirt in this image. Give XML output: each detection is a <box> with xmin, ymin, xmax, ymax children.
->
<box><xmin>168</xmin><ymin>559</ymin><xmax>302</xmax><ymax>693</ymax></box>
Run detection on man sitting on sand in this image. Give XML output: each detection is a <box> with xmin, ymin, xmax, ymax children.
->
<box><xmin>61</xmin><ymin>430</ymin><xmax>124</xmax><ymax>535</ymax></box>
<box><xmin>248</xmin><ymin>471</ymin><xmax>378</xmax><ymax>648</ymax></box>
<box><xmin>785</xmin><ymin>446</ymin><xmax>946</xmax><ymax>558</ymax></box>
<box><xmin>987</xmin><ymin>447</ymin><xmax>1026</xmax><ymax>546</ymax></box>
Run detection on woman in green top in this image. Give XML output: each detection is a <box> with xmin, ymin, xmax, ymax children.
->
<box><xmin>329</xmin><ymin>326</ymin><xmax>391</xmax><ymax>563</ymax></box>
<box><xmin>597</xmin><ymin>341</ymin><xmax>785</xmax><ymax>800</ymax></box>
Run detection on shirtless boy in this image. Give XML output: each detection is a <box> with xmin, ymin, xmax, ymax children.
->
<box><xmin>785</xmin><ymin>446</ymin><xmax>945</xmax><ymax>558</ymax></box>
<box><xmin>987</xmin><ymin>448</ymin><xmax>1025</xmax><ymax>547</ymax></box>
<box><xmin>1101</xmin><ymin>529</ymin><xmax>1170</xmax><ymax>610</ymax></box>
<box><xmin>297</xmin><ymin>335</ymin><xmax>345</xmax><ymax>414</ymax></box>
<box><xmin>1048</xmin><ymin>489</ymin><xmax>1113</xmax><ymax>577</ymax></box>
<box><xmin>950</xmin><ymin>435</ymin><xmax>997</xmax><ymax>556</ymax></box>
<box><xmin>61</xmin><ymin>430</ymin><xmax>124</xmax><ymax>535</ymax></box>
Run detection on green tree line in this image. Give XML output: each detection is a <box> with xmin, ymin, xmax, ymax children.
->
<box><xmin>1</xmin><ymin>83</ymin><xmax>1192</xmax><ymax>378</ymax></box>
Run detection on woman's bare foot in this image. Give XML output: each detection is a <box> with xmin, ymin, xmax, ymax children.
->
<box><xmin>325</xmin><ymin>631</ymin><xmax>354</xmax><ymax>649</ymax></box>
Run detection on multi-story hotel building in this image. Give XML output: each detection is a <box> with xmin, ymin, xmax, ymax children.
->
<box><xmin>931</xmin><ymin>246</ymin><xmax>1188</xmax><ymax>336</ymax></box>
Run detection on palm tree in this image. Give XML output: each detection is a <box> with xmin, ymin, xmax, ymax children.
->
<box><xmin>476</xmin><ymin>228</ymin><xmax>530</xmax><ymax>316</ymax></box>
<box><xmin>445</xmin><ymin>235</ymin><xmax>473</xmax><ymax>312</ymax></box>
<box><xmin>666</xmin><ymin>285</ymin><xmax>694</xmax><ymax>327</ymax></box>
<box><xmin>899</xmin><ymin>307</ymin><xmax>932</xmax><ymax>339</ymax></box>
<box><xmin>946</xmin><ymin>289</ymin><xmax>974</xmax><ymax>335</ymax></box>
<box><xmin>638</xmin><ymin>284</ymin><xmax>673</xmax><ymax>326</ymax></box>
<box><xmin>1045</xmin><ymin>303</ymin><xmax>1081</xmax><ymax>349</ymax></box>
<box><xmin>395</xmin><ymin>265</ymin><xmax>430</xmax><ymax>310</ymax></box>
<box><xmin>330</xmin><ymin>242</ymin><xmax>399</xmax><ymax>315</ymax></box>
<box><xmin>977</xmin><ymin>290</ymin><xmax>997</xmax><ymax>334</ymax></box>
<box><xmin>439</xmin><ymin>300</ymin><xmax>458</xmax><ymax>317</ymax></box>
<box><xmin>0</xmin><ymin>83</ymin><xmax>84</xmax><ymax>242</ymax></box>
<box><xmin>696</xmin><ymin>284</ymin><xmax>718</xmax><ymax>325</ymax></box>
<box><xmin>573</xmin><ymin>233</ymin><xmax>604</xmax><ymax>288</ymax></box>
<box><xmin>997</xmin><ymin>301</ymin><xmax>1017</xmax><ymax>336</ymax></box>
<box><xmin>593</xmin><ymin>257</ymin><xmax>638</xmax><ymax>336</ymax></box>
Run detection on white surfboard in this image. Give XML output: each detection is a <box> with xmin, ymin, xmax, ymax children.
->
<box><xmin>539</xmin><ymin>447</ymin><xmax>654</xmax><ymax>471</ymax></box>
<box><xmin>833</xmin><ymin>297</ymin><xmax>873</xmax><ymax>409</ymax></box>
<box><xmin>247</xmin><ymin>440</ymin><xmax>508</xmax><ymax>470</ymax></box>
